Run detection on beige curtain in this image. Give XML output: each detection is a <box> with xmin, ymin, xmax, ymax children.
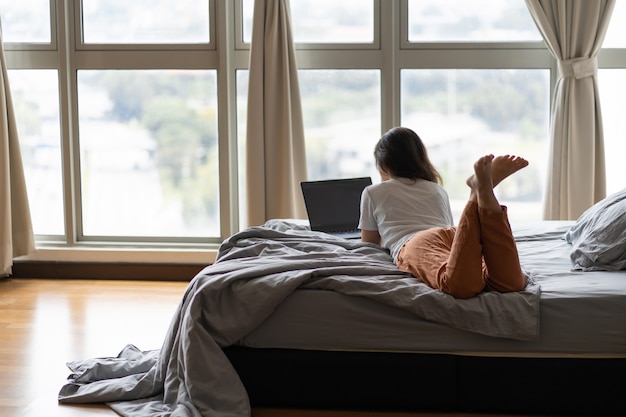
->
<box><xmin>0</xmin><ymin>23</ymin><xmax>35</xmax><ymax>276</ymax></box>
<box><xmin>245</xmin><ymin>0</ymin><xmax>307</xmax><ymax>227</ymax></box>
<box><xmin>525</xmin><ymin>0</ymin><xmax>615</xmax><ymax>220</ymax></box>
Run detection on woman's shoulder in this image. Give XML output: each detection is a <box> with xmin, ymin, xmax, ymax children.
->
<box><xmin>396</xmin><ymin>177</ymin><xmax>446</xmax><ymax>193</ymax></box>
<box><xmin>366</xmin><ymin>178</ymin><xmax>447</xmax><ymax>198</ymax></box>
<box><xmin>366</xmin><ymin>179</ymin><xmax>404</xmax><ymax>193</ymax></box>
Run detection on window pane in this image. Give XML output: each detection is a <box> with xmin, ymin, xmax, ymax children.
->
<box><xmin>77</xmin><ymin>70</ymin><xmax>219</xmax><ymax>237</ymax></box>
<box><xmin>598</xmin><ymin>69</ymin><xmax>626</xmax><ymax>195</ymax></box>
<box><xmin>0</xmin><ymin>0</ymin><xmax>51</xmax><ymax>43</ymax></box>
<box><xmin>242</xmin><ymin>0</ymin><xmax>374</xmax><ymax>43</ymax></box>
<box><xmin>408</xmin><ymin>0</ymin><xmax>541</xmax><ymax>42</ymax></box>
<box><xmin>401</xmin><ymin>69</ymin><xmax>550</xmax><ymax>222</ymax></box>
<box><xmin>603</xmin><ymin>0</ymin><xmax>626</xmax><ymax>48</ymax></box>
<box><xmin>236</xmin><ymin>70</ymin><xmax>249</xmax><ymax>231</ymax></box>
<box><xmin>236</xmin><ymin>70</ymin><xmax>380</xmax><ymax>228</ymax></box>
<box><xmin>9</xmin><ymin>70</ymin><xmax>64</xmax><ymax>235</ymax></box>
<box><xmin>299</xmin><ymin>70</ymin><xmax>380</xmax><ymax>180</ymax></box>
<box><xmin>81</xmin><ymin>0</ymin><xmax>210</xmax><ymax>44</ymax></box>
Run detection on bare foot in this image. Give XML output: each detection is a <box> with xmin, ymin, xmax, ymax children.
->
<box><xmin>491</xmin><ymin>155</ymin><xmax>529</xmax><ymax>187</ymax></box>
<box><xmin>467</xmin><ymin>154</ymin><xmax>501</xmax><ymax>211</ymax></box>
<box><xmin>466</xmin><ymin>154</ymin><xmax>494</xmax><ymax>190</ymax></box>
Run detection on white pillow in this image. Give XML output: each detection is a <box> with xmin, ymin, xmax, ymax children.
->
<box><xmin>564</xmin><ymin>188</ymin><xmax>626</xmax><ymax>271</ymax></box>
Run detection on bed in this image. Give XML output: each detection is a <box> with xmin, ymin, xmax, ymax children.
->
<box><xmin>58</xmin><ymin>191</ymin><xmax>626</xmax><ymax>417</ymax></box>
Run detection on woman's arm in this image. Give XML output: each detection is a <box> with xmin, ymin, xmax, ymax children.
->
<box><xmin>361</xmin><ymin>229</ymin><xmax>382</xmax><ymax>246</ymax></box>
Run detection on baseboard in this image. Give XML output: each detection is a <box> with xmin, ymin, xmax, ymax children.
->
<box><xmin>11</xmin><ymin>260</ymin><xmax>207</xmax><ymax>281</ymax></box>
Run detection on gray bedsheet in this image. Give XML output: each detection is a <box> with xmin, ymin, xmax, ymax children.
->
<box><xmin>58</xmin><ymin>220</ymin><xmax>540</xmax><ymax>417</ymax></box>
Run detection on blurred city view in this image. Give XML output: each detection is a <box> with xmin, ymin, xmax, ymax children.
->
<box><xmin>11</xmin><ymin>70</ymin><xmax>219</xmax><ymax>237</ymax></box>
<box><xmin>76</xmin><ymin>71</ymin><xmax>219</xmax><ymax>237</ymax></box>
<box><xmin>3</xmin><ymin>0</ymin><xmax>625</xmax><ymax>240</ymax></box>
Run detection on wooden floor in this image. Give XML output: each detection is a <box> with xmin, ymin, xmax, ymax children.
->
<box><xmin>0</xmin><ymin>278</ymin><xmax>551</xmax><ymax>417</ymax></box>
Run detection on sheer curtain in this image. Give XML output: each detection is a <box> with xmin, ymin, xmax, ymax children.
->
<box><xmin>525</xmin><ymin>0</ymin><xmax>615</xmax><ymax>220</ymax></box>
<box><xmin>0</xmin><ymin>23</ymin><xmax>35</xmax><ymax>276</ymax></box>
<box><xmin>245</xmin><ymin>0</ymin><xmax>308</xmax><ymax>227</ymax></box>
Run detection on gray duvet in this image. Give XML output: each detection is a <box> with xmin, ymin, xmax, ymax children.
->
<box><xmin>58</xmin><ymin>220</ymin><xmax>540</xmax><ymax>417</ymax></box>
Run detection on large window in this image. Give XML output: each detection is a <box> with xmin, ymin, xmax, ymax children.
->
<box><xmin>3</xmin><ymin>0</ymin><xmax>625</xmax><ymax>262</ymax></box>
<box><xmin>77</xmin><ymin>70</ymin><xmax>219</xmax><ymax>238</ymax></box>
<box><xmin>2</xmin><ymin>0</ymin><xmax>222</xmax><ymax>250</ymax></box>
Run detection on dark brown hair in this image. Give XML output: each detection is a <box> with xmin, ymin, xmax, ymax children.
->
<box><xmin>374</xmin><ymin>127</ymin><xmax>443</xmax><ymax>185</ymax></box>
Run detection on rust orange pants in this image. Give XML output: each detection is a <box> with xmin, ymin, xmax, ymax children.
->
<box><xmin>396</xmin><ymin>201</ymin><xmax>526</xmax><ymax>299</ymax></box>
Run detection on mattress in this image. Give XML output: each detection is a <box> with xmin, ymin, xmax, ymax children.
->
<box><xmin>238</xmin><ymin>221</ymin><xmax>626</xmax><ymax>357</ymax></box>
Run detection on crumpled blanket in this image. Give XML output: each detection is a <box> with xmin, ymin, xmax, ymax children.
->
<box><xmin>58</xmin><ymin>219</ymin><xmax>540</xmax><ymax>417</ymax></box>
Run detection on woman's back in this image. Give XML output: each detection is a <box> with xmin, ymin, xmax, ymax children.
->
<box><xmin>359</xmin><ymin>177</ymin><xmax>454</xmax><ymax>260</ymax></box>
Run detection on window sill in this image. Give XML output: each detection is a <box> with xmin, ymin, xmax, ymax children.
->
<box><xmin>15</xmin><ymin>245</ymin><xmax>217</xmax><ymax>265</ymax></box>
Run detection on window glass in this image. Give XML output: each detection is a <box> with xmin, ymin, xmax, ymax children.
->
<box><xmin>298</xmin><ymin>70</ymin><xmax>381</xmax><ymax>180</ymax></box>
<box><xmin>407</xmin><ymin>0</ymin><xmax>541</xmax><ymax>42</ymax></box>
<box><xmin>602</xmin><ymin>0</ymin><xmax>626</xmax><ymax>48</ymax></box>
<box><xmin>10</xmin><ymin>69</ymin><xmax>64</xmax><ymax>235</ymax></box>
<box><xmin>401</xmin><ymin>69</ymin><xmax>550</xmax><ymax>222</ymax></box>
<box><xmin>0</xmin><ymin>0</ymin><xmax>51</xmax><ymax>43</ymax></box>
<box><xmin>77</xmin><ymin>70</ymin><xmax>219</xmax><ymax>237</ymax></box>
<box><xmin>236</xmin><ymin>70</ymin><xmax>249</xmax><ymax>230</ymax></box>
<box><xmin>242</xmin><ymin>0</ymin><xmax>374</xmax><ymax>43</ymax></box>
<box><xmin>235</xmin><ymin>69</ymin><xmax>380</xmax><ymax>227</ymax></box>
<box><xmin>81</xmin><ymin>0</ymin><xmax>210</xmax><ymax>44</ymax></box>
<box><xmin>598</xmin><ymin>69</ymin><xmax>626</xmax><ymax>195</ymax></box>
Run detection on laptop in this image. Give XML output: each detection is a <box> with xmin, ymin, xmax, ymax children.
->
<box><xmin>300</xmin><ymin>177</ymin><xmax>372</xmax><ymax>239</ymax></box>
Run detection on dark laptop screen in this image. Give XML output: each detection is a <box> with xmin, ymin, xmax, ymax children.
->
<box><xmin>301</xmin><ymin>177</ymin><xmax>372</xmax><ymax>232</ymax></box>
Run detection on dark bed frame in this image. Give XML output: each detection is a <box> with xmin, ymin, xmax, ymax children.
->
<box><xmin>224</xmin><ymin>346</ymin><xmax>626</xmax><ymax>416</ymax></box>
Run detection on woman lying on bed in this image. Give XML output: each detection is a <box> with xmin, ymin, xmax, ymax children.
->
<box><xmin>359</xmin><ymin>127</ymin><xmax>528</xmax><ymax>299</ymax></box>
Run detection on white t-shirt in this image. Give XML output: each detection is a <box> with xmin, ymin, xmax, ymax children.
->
<box><xmin>358</xmin><ymin>178</ymin><xmax>454</xmax><ymax>262</ymax></box>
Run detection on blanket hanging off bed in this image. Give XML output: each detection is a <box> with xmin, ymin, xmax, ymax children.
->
<box><xmin>58</xmin><ymin>220</ymin><xmax>540</xmax><ymax>417</ymax></box>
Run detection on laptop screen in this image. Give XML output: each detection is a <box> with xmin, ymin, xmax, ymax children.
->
<box><xmin>301</xmin><ymin>177</ymin><xmax>372</xmax><ymax>233</ymax></box>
